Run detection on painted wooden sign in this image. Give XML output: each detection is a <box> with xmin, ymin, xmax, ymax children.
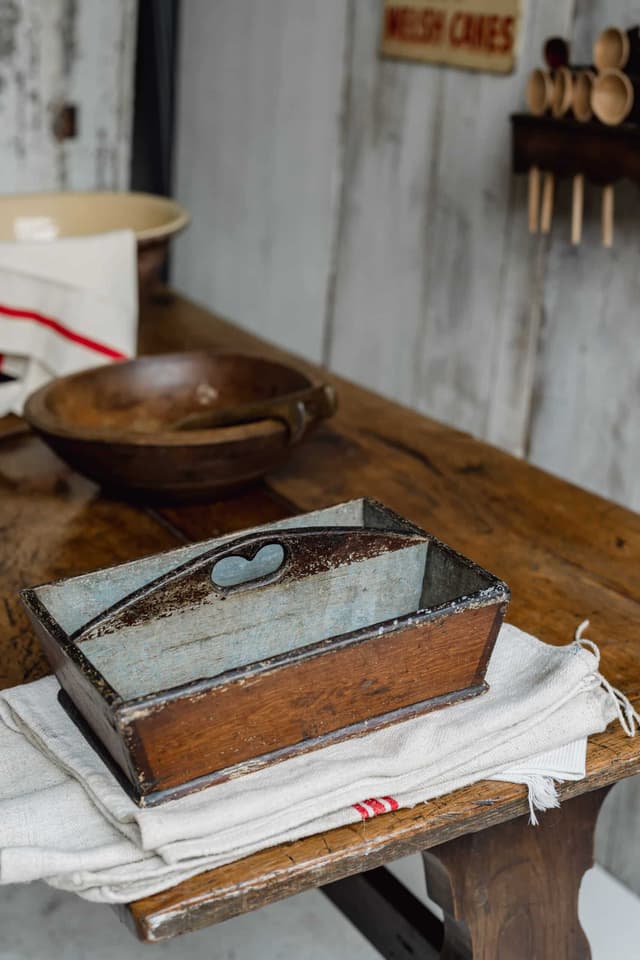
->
<box><xmin>380</xmin><ymin>0</ymin><xmax>520</xmax><ymax>73</ymax></box>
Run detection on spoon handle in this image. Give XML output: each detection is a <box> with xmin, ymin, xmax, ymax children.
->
<box><xmin>171</xmin><ymin>383</ymin><xmax>337</xmax><ymax>443</ymax></box>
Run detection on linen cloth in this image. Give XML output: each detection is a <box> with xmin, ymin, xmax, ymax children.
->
<box><xmin>0</xmin><ymin>230</ymin><xmax>137</xmax><ymax>415</ymax></box>
<box><xmin>0</xmin><ymin>623</ymin><xmax>630</xmax><ymax>903</ymax></box>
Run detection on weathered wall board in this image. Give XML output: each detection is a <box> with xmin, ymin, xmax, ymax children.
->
<box><xmin>172</xmin><ymin>0</ymin><xmax>348</xmax><ymax>362</ymax></box>
<box><xmin>380</xmin><ymin>0</ymin><xmax>521</xmax><ymax>73</ymax></box>
<box><xmin>64</xmin><ymin>0</ymin><xmax>138</xmax><ymax>190</ymax></box>
<box><xmin>328</xmin><ymin>0</ymin><xmax>572</xmax><ymax>438</ymax></box>
<box><xmin>0</xmin><ymin>0</ymin><xmax>137</xmax><ymax>193</ymax></box>
<box><xmin>173</xmin><ymin>0</ymin><xmax>640</xmax><ymax>893</ymax></box>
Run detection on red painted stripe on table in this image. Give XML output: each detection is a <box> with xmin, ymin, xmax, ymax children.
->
<box><xmin>0</xmin><ymin>304</ymin><xmax>127</xmax><ymax>360</ymax></box>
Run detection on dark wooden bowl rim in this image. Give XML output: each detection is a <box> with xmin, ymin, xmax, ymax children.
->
<box><xmin>23</xmin><ymin>351</ymin><xmax>327</xmax><ymax>448</ymax></box>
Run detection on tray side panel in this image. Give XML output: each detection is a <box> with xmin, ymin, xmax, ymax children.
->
<box><xmin>21</xmin><ymin>599</ymin><xmax>140</xmax><ymax>786</ymax></box>
<box><xmin>126</xmin><ymin>602</ymin><xmax>504</xmax><ymax>795</ymax></box>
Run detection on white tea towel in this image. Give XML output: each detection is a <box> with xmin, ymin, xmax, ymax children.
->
<box><xmin>0</xmin><ymin>623</ymin><xmax>635</xmax><ymax>903</ymax></box>
<box><xmin>491</xmin><ymin>738</ymin><xmax>588</xmax><ymax>824</ymax></box>
<box><xmin>0</xmin><ymin>230</ymin><xmax>137</xmax><ymax>415</ymax></box>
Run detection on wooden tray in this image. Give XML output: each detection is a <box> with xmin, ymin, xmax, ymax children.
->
<box><xmin>21</xmin><ymin>499</ymin><xmax>509</xmax><ymax>806</ymax></box>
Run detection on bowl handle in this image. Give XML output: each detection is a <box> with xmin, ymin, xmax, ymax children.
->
<box><xmin>169</xmin><ymin>382</ymin><xmax>337</xmax><ymax>440</ymax></box>
<box><xmin>284</xmin><ymin>383</ymin><xmax>337</xmax><ymax>444</ymax></box>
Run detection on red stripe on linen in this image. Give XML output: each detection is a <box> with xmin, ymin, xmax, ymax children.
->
<box><xmin>353</xmin><ymin>797</ymin><xmax>400</xmax><ymax>820</ymax></box>
<box><xmin>362</xmin><ymin>798</ymin><xmax>388</xmax><ymax>816</ymax></box>
<box><xmin>0</xmin><ymin>303</ymin><xmax>127</xmax><ymax>360</ymax></box>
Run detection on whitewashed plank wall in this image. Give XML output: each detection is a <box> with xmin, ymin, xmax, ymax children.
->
<box><xmin>173</xmin><ymin>0</ymin><xmax>348</xmax><ymax>360</ymax></box>
<box><xmin>328</xmin><ymin>0</ymin><xmax>575</xmax><ymax>438</ymax></box>
<box><xmin>173</xmin><ymin>0</ymin><xmax>640</xmax><ymax>892</ymax></box>
<box><xmin>0</xmin><ymin>0</ymin><xmax>137</xmax><ymax>193</ymax></box>
<box><xmin>522</xmin><ymin>2</ymin><xmax>640</xmax><ymax>512</ymax></box>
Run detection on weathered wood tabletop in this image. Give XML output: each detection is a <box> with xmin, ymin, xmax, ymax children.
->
<box><xmin>1</xmin><ymin>291</ymin><xmax>639</xmax><ymax>955</ymax></box>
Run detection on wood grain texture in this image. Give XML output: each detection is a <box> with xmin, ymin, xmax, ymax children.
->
<box><xmin>141</xmin><ymin>294</ymin><xmax>640</xmax><ymax>650</ymax></box>
<box><xmin>482</xmin><ymin>0</ymin><xmax>573</xmax><ymax>455</ymax></box>
<box><xmin>0</xmin><ymin>0</ymin><xmax>136</xmax><ymax>192</ymax></box>
<box><xmin>170</xmin><ymin>0</ymin><xmax>640</xmax><ymax>901</ymax></box>
<box><xmin>3</xmin><ymin>292</ymin><xmax>640</xmax><ymax>940</ymax></box>
<box><xmin>63</xmin><ymin>0</ymin><xmax>138</xmax><ymax>190</ymax></box>
<box><xmin>131</xmin><ymin>293</ymin><xmax>640</xmax><ymax>938</ymax></box>
<box><xmin>493</xmin><ymin>0</ymin><xmax>640</xmax><ymax>500</ymax></box>
<box><xmin>527</xmin><ymin>202</ymin><xmax>640</xmax><ymax>512</ymax></box>
<box><xmin>422</xmin><ymin>787</ymin><xmax>610</xmax><ymax>959</ymax></box>
<box><xmin>127</xmin><ymin>603</ymin><xmax>500</xmax><ymax>796</ymax></box>
<box><xmin>512</xmin><ymin>115</ymin><xmax>640</xmax><ymax>186</ymax></box>
<box><xmin>27</xmin><ymin>493</ymin><xmax>504</xmax><ymax>804</ymax></box>
<box><xmin>523</xmin><ymin>43</ymin><xmax>640</xmax><ymax>898</ymax></box>
<box><xmin>287</xmin><ymin>0</ymin><xmax>575</xmax><ymax>445</ymax></box>
<box><xmin>0</xmin><ymin>435</ymin><xmax>177</xmax><ymax>690</ymax></box>
<box><xmin>325</xmin><ymin>0</ymin><xmax>444</xmax><ymax>407</ymax></box>
<box><xmin>172</xmin><ymin>0</ymin><xmax>348</xmax><ymax>362</ymax></box>
<box><xmin>127</xmin><ymin>750</ymin><xmax>631</xmax><ymax>944</ymax></box>
<box><xmin>172</xmin><ymin>0</ymin><xmax>640</xmax><ymax>502</ymax></box>
<box><xmin>408</xmin><ymin>0</ymin><xmax>561</xmax><ymax>440</ymax></box>
<box><xmin>23</xmin><ymin>350</ymin><xmax>334</xmax><ymax>501</ymax></box>
<box><xmin>0</xmin><ymin>0</ymin><xmax>61</xmax><ymax>190</ymax></box>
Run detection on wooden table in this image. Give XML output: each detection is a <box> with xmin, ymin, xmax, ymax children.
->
<box><xmin>1</xmin><ymin>292</ymin><xmax>639</xmax><ymax>959</ymax></box>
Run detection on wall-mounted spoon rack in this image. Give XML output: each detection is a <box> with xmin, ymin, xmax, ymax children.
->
<box><xmin>514</xmin><ymin>25</ymin><xmax>640</xmax><ymax>247</ymax></box>
<box><xmin>511</xmin><ymin>115</ymin><xmax>640</xmax><ymax>246</ymax></box>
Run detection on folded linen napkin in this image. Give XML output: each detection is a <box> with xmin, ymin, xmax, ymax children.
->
<box><xmin>0</xmin><ymin>623</ymin><xmax>635</xmax><ymax>904</ymax></box>
<box><xmin>0</xmin><ymin>230</ymin><xmax>137</xmax><ymax>415</ymax></box>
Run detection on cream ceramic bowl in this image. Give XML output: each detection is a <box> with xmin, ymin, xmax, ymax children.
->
<box><xmin>0</xmin><ymin>191</ymin><xmax>189</xmax><ymax>243</ymax></box>
<box><xmin>0</xmin><ymin>191</ymin><xmax>190</xmax><ymax>298</ymax></box>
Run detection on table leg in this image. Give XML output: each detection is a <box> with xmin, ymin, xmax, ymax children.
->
<box><xmin>421</xmin><ymin>787</ymin><xmax>610</xmax><ymax>959</ymax></box>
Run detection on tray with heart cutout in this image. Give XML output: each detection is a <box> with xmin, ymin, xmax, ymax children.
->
<box><xmin>21</xmin><ymin>498</ymin><xmax>509</xmax><ymax>806</ymax></box>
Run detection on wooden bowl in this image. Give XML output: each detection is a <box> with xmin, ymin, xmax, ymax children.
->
<box><xmin>526</xmin><ymin>69</ymin><xmax>555</xmax><ymax>115</ymax></box>
<box><xmin>23</xmin><ymin>352</ymin><xmax>336</xmax><ymax>502</ymax></box>
<box><xmin>0</xmin><ymin>191</ymin><xmax>189</xmax><ymax>299</ymax></box>
<box><xmin>573</xmin><ymin>70</ymin><xmax>596</xmax><ymax>123</ymax></box>
<box><xmin>551</xmin><ymin>66</ymin><xmax>573</xmax><ymax>118</ymax></box>
<box><xmin>593</xmin><ymin>27</ymin><xmax>630</xmax><ymax>71</ymax></box>
<box><xmin>592</xmin><ymin>69</ymin><xmax>634</xmax><ymax>126</ymax></box>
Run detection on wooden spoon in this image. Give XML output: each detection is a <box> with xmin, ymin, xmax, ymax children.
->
<box><xmin>169</xmin><ymin>383</ymin><xmax>337</xmax><ymax>444</ymax></box>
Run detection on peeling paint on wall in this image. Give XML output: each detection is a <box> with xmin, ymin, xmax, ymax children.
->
<box><xmin>58</xmin><ymin>0</ymin><xmax>77</xmax><ymax>77</ymax></box>
<box><xmin>0</xmin><ymin>0</ymin><xmax>136</xmax><ymax>193</ymax></box>
<box><xmin>0</xmin><ymin>0</ymin><xmax>20</xmax><ymax>60</ymax></box>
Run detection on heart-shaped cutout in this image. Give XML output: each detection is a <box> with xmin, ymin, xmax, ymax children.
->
<box><xmin>211</xmin><ymin>542</ymin><xmax>285</xmax><ymax>589</ymax></box>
